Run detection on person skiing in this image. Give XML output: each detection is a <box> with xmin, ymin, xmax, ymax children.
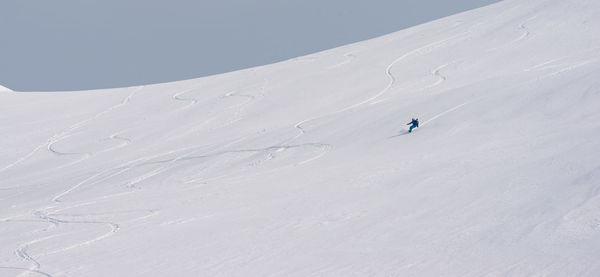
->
<box><xmin>407</xmin><ymin>118</ymin><xmax>419</xmax><ymax>133</ymax></box>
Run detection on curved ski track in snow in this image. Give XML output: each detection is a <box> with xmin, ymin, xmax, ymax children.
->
<box><xmin>287</xmin><ymin>33</ymin><xmax>468</xmax><ymax>159</ymax></box>
<box><xmin>8</xmin><ymin>211</ymin><xmax>120</xmax><ymax>277</ymax></box>
<box><xmin>45</xmin><ymin>86</ymin><xmax>141</xmax><ymax>157</ymax></box>
<box><xmin>47</xmin><ymin>134</ymin><xmax>91</xmax><ymax>157</ymax></box>
<box><xmin>96</xmin><ymin>133</ymin><xmax>133</xmax><ymax>155</ymax></box>
<box><xmin>13</xmin><ymin>233</ymin><xmax>63</xmax><ymax>277</ymax></box>
<box><xmin>0</xmin><ymin>86</ymin><xmax>141</xmax><ymax>175</ymax></box>
<box><xmin>123</xmin><ymin>148</ymin><xmax>200</xmax><ymax>189</ymax></box>
<box><xmin>171</xmin><ymin>82</ymin><xmax>317</xmax><ymax>173</ymax></box>
<box><xmin>51</xmin><ymin>153</ymin><xmax>161</xmax><ymax>203</ymax></box>
<box><xmin>3</xmin><ymin>200</ymin><xmax>160</xmax><ymax>277</ymax></box>
<box><xmin>47</xmin><ymin>133</ymin><xmax>94</xmax><ymax>169</ymax></box>
<box><xmin>422</xmin><ymin>63</ymin><xmax>451</xmax><ymax>91</ymax></box>
<box><xmin>178</xmin><ymin>81</ymin><xmax>267</xmax><ymax>137</ymax></box>
<box><xmin>180</xmin><ymin>142</ymin><xmax>332</xmax><ymax>184</ymax></box>
<box><xmin>515</xmin><ymin>22</ymin><xmax>531</xmax><ymax>41</ymax></box>
<box><xmin>38</xmin><ymin>224</ymin><xmax>120</xmax><ymax>256</ymax></box>
<box><xmin>348</xmin><ymin>32</ymin><xmax>468</xmax><ymax>109</ymax></box>
<box><xmin>52</xmin><ymin>137</ymin><xmax>250</xmax><ymax>201</ymax></box>
<box><xmin>172</xmin><ymin>88</ymin><xmax>200</xmax><ymax>109</ymax></box>
<box><xmin>487</xmin><ymin>16</ymin><xmax>536</xmax><ymax>52</ymax></box>
<box><xmin>49</xmin><ymin>143</ymin><xmax>179</xmax><ymax>203</ymax></box>
<box><xmin>4</xmin><ymin>1</ymin><xmax>600</xmax><ymax>275</ymax></box>
<box><xmin>137</xmin><ymin>143</ymin><xmax>331</xmax><ymax>168</ymax></box>
<box><xmin>192</xmin><ymin>90</ymin><xmax>256</xmax><ymax>134</ymax></box>
<box><xmin>328</xmin><ymin>52</ymin><xmax>357</xmax><ymax>69</ymax></box>
<box><xmin>431</xmin><ymin>64</ymin><xmax>448</xmax><ymax>86</ymax></box>
<box><xmin>220</xmin><ymin>90</ymin><xmax>255</xmax><ymax>126</ymax></box>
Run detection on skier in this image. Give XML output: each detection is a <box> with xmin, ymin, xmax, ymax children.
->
<box><xmin>407</xmin><ymin>118</ymin><xmax>419</xmax><ymax>133</ymax></box>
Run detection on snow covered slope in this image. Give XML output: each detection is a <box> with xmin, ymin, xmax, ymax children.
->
<box><xmin>0</xmin><ymin>84</ymin><xmax>12</xmax><ymax>92</ymax></box>
<box><xmin>2</xmin><ymin>0</ymin><xmax>600</xmax><ymax>276</ymax></box>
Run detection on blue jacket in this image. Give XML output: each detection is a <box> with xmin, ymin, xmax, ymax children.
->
<box><xmin>407</xmin><ymin>119</ymin><xmax>419</xmax><ymax>127</ymax></box>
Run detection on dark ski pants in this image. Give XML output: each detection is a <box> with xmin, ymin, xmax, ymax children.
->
<box><xmin>409</xmin><ymin>125</ymin><xmax>417</xmax><ymax>132</ymax></box>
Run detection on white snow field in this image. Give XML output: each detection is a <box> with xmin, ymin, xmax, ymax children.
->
<box><xmin>2</xmin><ymin>0</ymin><xmax>600</xmax><ymax>276</ymax></box>
<box><xmin>0</xmin><ymin>85</ymin><xmax>11</xmax><ymax>93</ymax></box>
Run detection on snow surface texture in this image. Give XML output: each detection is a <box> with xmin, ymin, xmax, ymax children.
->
<box><xmin>0</xmin><ymin>84</ymin><xmax>12</xmax><ymax>92</ymax></box>
<box><xmin>2</xmin><ymin>0</ymin><xmax>600</xmax><ymax>276</ymax></box>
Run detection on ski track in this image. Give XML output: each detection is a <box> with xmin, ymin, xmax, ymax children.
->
<box><xmin>431</xmin><ymin>64</ymin><xmax>448</xmax><ymax>86</ymax></box>
<box><xmin>184</xmin><ymin>85</ymin><xmax>263</xmax><ymax>135</ymax></box>
<box><xmin>53</xmin><ymin>137</ymin><xmax>247</xmax><ymax>201</ymax></box>
<box><xmin>223</xmin><ymin>90</ymin><xmax>255</xmax><ymax>104</ymax></box>
<box><xmin>0</xmin><ymin>12</ymin><xmax>494</xmax><ymax>277</ymax></box>
<box><xmin>127</xmin><ymin>209</ymin><xmax>160</xmax><ymax>223</ymax></box>
<box><xmin>524</xmin><ymin>57</ymin><xmax>571</xmax><ymax>72</ymax></box>
<box><xmin>38</xmin><ymin>226</ymin><xmax>120</xmax><ymax>257</ymax></box>
<box><xmin>13</xmin><ymin>234</ymin><xmax>63</xmax><ymax>277</ymax></box>
<box><xmin>172</xmin><ymin>88</ymin><xmax>200</xmax><ymax>109</ymax></box>
<box><xmin>96</xmin><ymin>133</ymin><xmax>133</xmax><ymax>155</ymax></box>
<box><xmin>486</xmin><ymin>16</ymin><xmax>536</xmax><ymax>52</ymax></box>
<box><xmin>369</xmin><ymin>33</ymin><xmax>469</xmax><ymax>107</ymax></box>
<box><xmin>423</xmin><ymin>63</ymin><xmax>450</xmax><ymax>90</ymax></box>
<box><xmin>327</xmin><ymin>52</ymin><xmax>357</xmax><ymax>69</ymax></box>
<box><xmin>296</xmin><ymin>144</ymin><xmax>333</xmax><ymax>166</ymax></box>
<box><xmin>219</xmin><ymin>90</ymin><xmax>255</xmax><ymax>126</ymax></box>
<box><xmin>17</xmin><ymin>244</ymin><xmax>40</xmax><ymax>272</ymax></box>
<box><xmin>421</xmin><ymin>101</ymin><xmax>473</xmax><ymax>127</ymax></box>
<box><xmin>543</xmin><ymin>59</ymin><xmax>599</xmax><ymax>78</ymax></box>
<box><xmin>418</xmin><ymin>56</ymin><xmax>597</xmax><ymax>130</ymax></box>
<box><xmin>0</xmin><ymin>267</ymin><xmax>53</xmax><ymax>277</ymax></box>
<box><xmin>515</xmin><ymin>22</ymin><xmax>531</xmax><ymax>41</ymax></box>
<box><xmin>4</xmin><ymin>2</ymin><xmax>600</xmax><ymax>275</ymax></box>
<box><xmin>124</xmin><ymin>148</ymin><xmax>200</xmax><ymax>189</ymax></box>
<box><xmin>9</xmin><ymin>211</ymin><xmax>119</xmax><ymax>276</ymax></box>
<box><xmin>348</xmin><ymin>32</ymin><xmax>467</xmax><ymax>109</ymax></box>
<box><xmin>0</xmin><ymin>86</ymin><xmax>141</xmax><ymax>175</ymax></box>
<box><xmin>52</xmin><ymin>170</ymin><xmax>117</xmax><ymax>203</ymax></box>
<box><xmin>167</xmin><ymin>86</ymin><xmax>269</xmax><ymax>170</ymax></box>
<box><xmin>138</xmin><ymin>143</ymin><xmax>331</xmax><ymax>167</ymax></box>
<box><xmin>51</xmin><ymin>150</ymin><xmax>168</xmax><ymax>203</ymax></box>
<box><xmin>0</xmin><ymin>143</ymin><xmax>47</xmax><ymax>175</ymax></box>
<box><xmin>45</xmin><ymin>86</ymin><xmax>141</xmax><ymax>157</ymax></box>
<box><xmin>47</xmin><ymin>133</ymin><xmax>94</xmax><ymax>170</ymax></box>
<box><xmin>181</xmin><ymin>142</ymin><xmax>332</xmax><ymax>184</ymax></box>
<box><xmin>47</xmin><ymin>133</ymin><xmax>89</xmax><ymax>157</ymax></box>
<box><xmin>282</xmin><ymin>33</ymin><xmax>468</xmax><ymax>161</ymax></box>
<box><xmin>3</xmin><ymin>203</ymin><xmax>158</xmax><ymax>277</ymax></box>
<box><xmin>50</xmin><ymin>161</ymin><xmax>142</xmax><ymax>203</ymax></box>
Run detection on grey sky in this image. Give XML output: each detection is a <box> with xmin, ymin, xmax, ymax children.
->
<box><xmin>0</xmin><ymin>0</ymin><xmax>499</xmax><ymax>91</ymax></box>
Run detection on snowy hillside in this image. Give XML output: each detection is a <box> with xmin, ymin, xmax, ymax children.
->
<box><xmin>0</xmin><ymin>84</ymin><xmax>11</xmax><ymax>92</ymax></box>
<box><xmin>2</xmin><ymin>0</ymin><xmax>600</xmax><ymax>276</ymax></box>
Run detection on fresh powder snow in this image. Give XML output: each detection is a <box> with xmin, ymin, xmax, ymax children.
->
<box><xmin>2</xmin><ymin>0</ymin><xmax>600</xmax><ymax>276</ymax></box>
<box><xmin>0</xmin><ymin>85</ymin><xmax>12</xmax><ymax>93</ymax></box>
